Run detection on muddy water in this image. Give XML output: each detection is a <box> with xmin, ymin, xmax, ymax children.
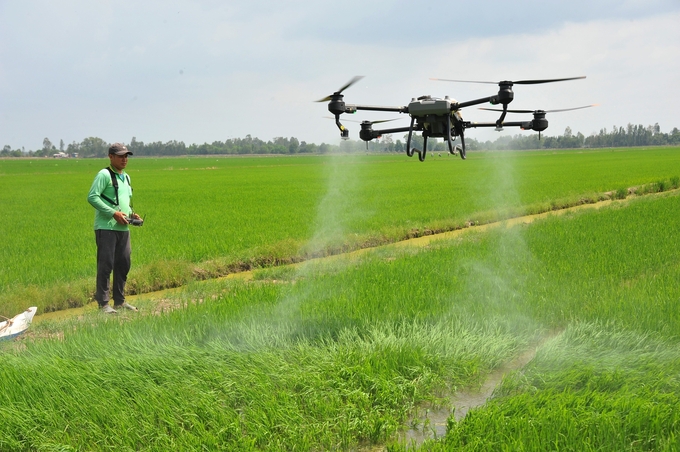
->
<box><xmin>398</xmin><ymin>331</ymin><xmax>562</xmax><ymax>447</ymax></box>
<box><xmin>400</xmin><ymin>346</ymin><xmax>538</xmax><ymax>442</ymax></box>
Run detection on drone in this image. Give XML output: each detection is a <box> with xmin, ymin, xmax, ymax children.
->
<box><xmin>317</xmin><ymin>76</ymin><xmax>593</xmax><ymax>161</ymax></box>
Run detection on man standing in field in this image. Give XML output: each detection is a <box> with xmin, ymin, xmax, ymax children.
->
<box><xmin>87</xmin><ymin>143</ymin><xmax>141</xmax><ymax>314</ymax></box>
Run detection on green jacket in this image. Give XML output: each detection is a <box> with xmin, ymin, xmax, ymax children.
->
<box><xmin>87</xmin><ymin>167</ymin><xmax>133</xmax><ymax>231</ymax></box>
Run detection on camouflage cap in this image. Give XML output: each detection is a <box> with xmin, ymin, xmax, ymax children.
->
<box><xmin>109</xmin><ymin>143</ymin><xmax>133</xmax><ymax>156</ymax></box>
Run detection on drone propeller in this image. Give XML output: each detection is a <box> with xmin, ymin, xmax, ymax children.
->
<box><xmin>478</xmin><ymin>104</ymin><xmax>597</xmax><ymax>138</ymax></box>
<box><xmin>323</xmin><ymin>116</ymin><xmax>401</xmax><ymax>125</ymax></box>
<box><xmin>479</xmin><ymin>104</ymin><xmax>598</xmax><ymax>114</ymax></box>
<box><xmin>316</xmin><ymin>76</ymin><xmax>364</xmax><ymax>102</ymax></box>
<box><xmin>430</xmin><ymin>76</ymin><xmax>586</xmax><ymax>85</ymax></box>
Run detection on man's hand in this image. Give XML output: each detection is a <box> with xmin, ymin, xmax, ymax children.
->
<box><xmin>113</xmin><ymin>211</ymin><xmax>129</xmax><ymax>225</ymax></box>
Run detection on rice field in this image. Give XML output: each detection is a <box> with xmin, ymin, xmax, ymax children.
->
<box><xmin>1</xmin><ymin>147</ymin><xmax>679</xmax><ymax>316</ymax></box>
<box><xmin>1</xmin><ymin>148</ymin><xmax>680</xmax><ymax>450</ymax></box>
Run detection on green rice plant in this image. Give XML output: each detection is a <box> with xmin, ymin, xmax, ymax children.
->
<box><xmin>634</xmin><ymin>177</ymin><xmax>679</xmax><ymax>196</ymax></box>
<box><xmin>657</xmin><ymin>179</ymin><xmax>668</xmax><ymax>192</ymax></box>
<box><xmin>3</xmin><ymin>147</ymin><xmax>680</xmax><ymax>316</ymax></box>
<box><xmin>421</xmin><ymin>324</ymin><xmax>680</xmax><ymax>451</ymax></box>
<box><xmin>671</xmin><ymin>175</ymin><xmax>680</xmax><ymax>189</ymax></box>
<box><xmin>614</xmin><ymin>187</ymin><xmax>628</xmax><ymax>199</ymax></box>
<box><xmin>3</xmin><ymin>192</ymin><xmax>680</xmax><ymax>449</ymax></box>
<box><xmin>0</xmin><ymin>280</ymin><xmax>529</xmax><ymax>450</ymax></box>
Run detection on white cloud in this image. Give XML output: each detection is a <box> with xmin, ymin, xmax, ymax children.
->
<box><xmin>0</xmin><ymin>1</ymin><xmax>678</xmax><ymax>149</ymax></box>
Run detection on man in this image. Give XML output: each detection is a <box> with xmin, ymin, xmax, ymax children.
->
<box><xmin>87</xmin><ymin>143</ymin><xmax>141</xmax><ymax>314</ymax></box>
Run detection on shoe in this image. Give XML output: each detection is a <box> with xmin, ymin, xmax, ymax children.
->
<box><xmin>101</xmin><ymin>304</ymin><xmax>117</xmax><ymax>314</ymax></box>
<box><xmin>115</xmin><ymin>302</ymin><xmax>138</xmax><ymax>312</ymax></box>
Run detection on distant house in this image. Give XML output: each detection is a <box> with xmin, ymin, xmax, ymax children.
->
<box><xmin>52</xmin><ymin>152</ymin><xmax>68</xmax><ymax>158</ymax></box>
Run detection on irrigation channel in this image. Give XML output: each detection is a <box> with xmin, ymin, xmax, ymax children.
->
<box><xmin>393</xmin><ymin>329</ymin><xmax>563</xmax><ymax>448</ymax></box>
<box><xmin>30</xmin><ymin>194</ymin><xmax>652</xmax><ymax>447</ymax></box>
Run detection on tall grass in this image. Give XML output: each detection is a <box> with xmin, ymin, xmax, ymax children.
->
<box><xmin>418</xmin><ymin>324</ymin><xmax>680</xmax><ymax>451</ymax></box>
<box><xmin>1</xmin><ymin>192</ymin><xmax>679</xmax><ymax>450</ymax></box>
<box><xmin>0</xmin><ymin>284</ymin><xmax>528</xmax><ymax>450</ymax></box>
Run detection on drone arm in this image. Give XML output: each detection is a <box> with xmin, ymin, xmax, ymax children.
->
<box><xmin>465</xmin><ymin>121</ymin><xmax>525</xmax><ymax>128</ymax></box>
<box><xmin>371</xmin><ymin>126</ymin><xmax>413</xmax><ymax>135</ymax></box>
<box><xmin>453</xmin><ymin>95</ymin><xmax>499</xmax><ymax>110</ymax></box>
<box><xmin>466</xmin><ymin>120</ymin><xmax>544</xmax><ymax>131</ymax></box>
<box><xmin>359</xmin><ymin>126</ymin><xmax>412</xmax><ymax>142</ymax></box>
<box><xmin>353</xmin><ymin>104</ymin><xmax>409</xmax><ymax>114</ymax></box>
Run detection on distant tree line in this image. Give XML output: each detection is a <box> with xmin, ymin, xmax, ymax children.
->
<box><xmin>126</xmin><ymin>136</ymin><xmax>336</xmax><ymax>157</ymax></box>
<box><xmin>2</xmin><ymin>136</ymin><xmax>334</xmax><ymax>158</ymax></box>
<box><xmin>471</xmin><ymin>123</ymin><xmax>680</xmax><ymax>151</ymax></box>
<box><xmin>2</xmin><ymin>123</ymin><xmax>680</xmax><ymax>158</ymax></box>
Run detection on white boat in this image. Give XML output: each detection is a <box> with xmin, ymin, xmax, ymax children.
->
<box><xmin>0</xmin><ymin>307</ymin><xmax>37</xmax><ymax>341</ymax></box>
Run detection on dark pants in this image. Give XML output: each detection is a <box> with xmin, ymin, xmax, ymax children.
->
<box><xmin>95</xmin><ymin>229</ymin><xmax>131</xmax><ymax>306</ymax></box>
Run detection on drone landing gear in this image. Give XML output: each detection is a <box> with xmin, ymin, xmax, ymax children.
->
<box><xmin>408</xmin><ymin>138</ymin><xmax>428</xmax><ymax>162</ymax></box>
<box><xmin>405</xmin><ymin>116</ymin><xmax>428</xmax><ymax>162</ymax></box>
<box><xmin>445</xmin><ymin>113</ymin><xmax>466</xmax><ymax>160</ymax></box>
<box><xmin>405</xmin><ymin>114</ymin><xmax>467</xmax><ymax>162</ymax></box>
<box><xmin>446</xmin><ymin>114</ymin><xmax>456</xmax><ymax>156</ymax></box>
<box><xmin>406</xmin><ymin>116</ymin><xmax>416</xmax><ymax>158</ymax></box>
<box><xmin>452</xmin><ymin>121</ymin><xmax>467</xmax><ymax>160</ymax></box>
<box><xmin>446</xmin><ymin>141</ymin><xmax>466</xmax><ymax>160</ymax></box>
<box><xmin>418</xmin><ymin>136</ymin><xmax>428</xmax><ymax>162</ymax></box>
<box><xmin>408</xmin><ymin>148</ymin><xmax>427</xmax><ymax>162</ymax></box>
<box><xmin>458</xmin><ymin>133</ymin><xmax>466</xmax><ymax>160</ymax></box>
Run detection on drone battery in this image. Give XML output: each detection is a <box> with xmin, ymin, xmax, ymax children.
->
<box><xmin>408</xmin><ymin>97</ymin><xmax>451</xmax><ymax>116</ymax></box>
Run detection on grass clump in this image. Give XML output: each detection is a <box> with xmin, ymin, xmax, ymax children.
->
<box><xmin>615</xmin><ymin>187</ymin><xmax>628</xmax><ymax>199</ymax></box>
<box><xmin>671</xmin><ymin>175</ymin><xmax>680</xmax><ymax>189</ymax></box>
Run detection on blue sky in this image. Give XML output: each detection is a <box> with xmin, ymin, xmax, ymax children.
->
<box><xmin>1</xmin><ymin>0</ymin><xmax>679</xmax><ymax>150</ymax></box>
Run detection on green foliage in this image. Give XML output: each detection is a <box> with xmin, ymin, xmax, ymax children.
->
<box><xmin>473</xmin><ymin>122</ymin><xmax>680</xmax><ymax>150</ymax></box>
<box><xmin>672</xmin><ymin>175</ymin><xmax>680</xmax><ymax>189</ymax></box>
<box><xmin>615</xmin><ymin>187</ymin><xmax>628</xmax><ymax>199</ymax></box>
<box><xmin>432</xmin><ymin>325</ymin><xmax>680</xmax><ymax>451</ymax></box>
<box><xmin>2</xmin><ymin>150</ymin><xmax>680</xmax><ymax>317</ymax></box>
<box><xmin>0</xmin><ymin>279</ymin><xmax>527</xmax><ymax>450</ymax></box>
<box><xmin>2</xmin><ymin>192</ymin><xmax>680</xmax><ymax>449</ymax></box>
